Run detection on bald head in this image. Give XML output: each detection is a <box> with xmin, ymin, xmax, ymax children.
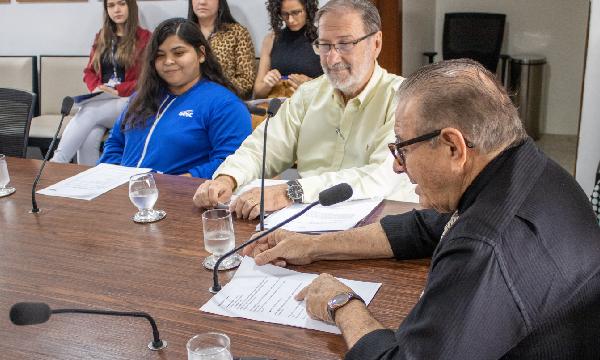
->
<box><xmin>395</xmin><ymin>59</ymin><xmax>527</xmax><ymax>154</ymax></box>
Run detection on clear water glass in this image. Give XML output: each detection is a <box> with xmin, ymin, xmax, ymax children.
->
<box><xmin>202</xmin><ymin>209</ymin><xmax>241</xmax><ymax>271</ymax></box>
<box><xmin>0</xmin><ymin>154</ymin><xmax>16</xmax><ymax>197</ymax></box>
<box><xmin>128</xmin><ymin>173</ymin><xmax>166</xmax><ymax>223</ymax></box>
<box><xmin>187</xmin><ymin>333</ymin><xmax>233</xmax><ymax>360</ymax></box>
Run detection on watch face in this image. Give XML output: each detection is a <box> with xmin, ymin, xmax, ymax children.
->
<box><xmin>330</xmin><ymin>293</ymin><xmax>350</xmax><ymax>308</ymax></box>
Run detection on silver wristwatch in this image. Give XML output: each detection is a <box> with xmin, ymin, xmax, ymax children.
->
<box><xmin>286</xmin><ymin>180</ymin><xmax>304</xmax><ymax>203</ymax></box>
<box><xmin>327</xmin><ymin>291</ymin><xmax>365</xmax><ymax>322</ymax></box>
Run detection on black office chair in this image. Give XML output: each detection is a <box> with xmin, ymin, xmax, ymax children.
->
<box><xmin>424</xmin><ymin>12</ymin><xmax>507</xmax><ymax>74</ymax></box>
<box><xmin>0</xmin><ymin>88</ymin><xmax>36</xmax><ymax>158</ymax></box>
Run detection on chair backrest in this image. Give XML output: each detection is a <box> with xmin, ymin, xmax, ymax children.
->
<box><xmin>443</xmin><ymin>13</ymin><xmax>506</xmax><ymax>73</ymax></box>
<box><xmin>0</xmin><ymin>88</ymin><xmax>36</xmax><ymax>158</ymax></box>
<box><xmin>0</xmin><ymin>56</ymin><xmax>38</xmax><ymax>93</ymax></box>
<box><xmin>39</xmin><ymin>55</ymin><xmax>89</xmax><ymax>115</ymax></box>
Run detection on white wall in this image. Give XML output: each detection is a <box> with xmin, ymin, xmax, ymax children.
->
<box><xmin>433</xmin><ymin>0</ymin><xmax>588</xmax><ymax>136</ymax></box>
<box><xmin>0</xmin><ymin>0</ymin><xmax>271</xmax><ymax>57</ymax></box>
<box><xmin>402</xmin><ymin>0</ymin><xmax>436</xmax><ymax>77</ymax></box>
<box><xmin>576</xmin><ymin>0</ymin><xmax>600</xmax><ymax>195</ymax></box>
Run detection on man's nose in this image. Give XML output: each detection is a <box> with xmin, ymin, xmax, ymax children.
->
<box><xmin>392</xmin><ymin>159</ymin><xmax>406</xmax><ymax>174</ymax></box>
<box><xmin>326</xmin><ymin>47</ymin><xmax>342</xmax><ymax>65</ymax></box>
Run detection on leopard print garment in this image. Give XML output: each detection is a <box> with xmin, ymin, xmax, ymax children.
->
<box><xmin>210</xmin><ymin>23</ymin><xmax>257</xmax><ymax>99</ymax></box>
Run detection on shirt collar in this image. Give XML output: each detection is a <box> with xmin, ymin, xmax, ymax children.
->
<box><xmin>332</xmin><ymin>62</ymin><xmax>383</xmax><ymax>108</ymax></box>
<box><xmin>457</xmin><ymin>138</ymin><xmax>528</xmax><ymax>214</ymax></box>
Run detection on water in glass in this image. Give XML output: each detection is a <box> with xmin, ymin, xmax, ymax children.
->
<box><xmin>188</xmin><ymin>347</ymin><xmax>232</xmax><ymax>360</ymax></box>
<box><xmin>128</xmin><ymin>173</ymin><xmax>165</xmax><ymax>223</ymax></box>
<box><xmin>0</xmin><ymin>160</ymin><xmax>9</xmax><ymax>188</ymax></box>
<box><xmin>201</xmin><ymin>209</ymin><xmax>241</xmax><ymax>270</ymax></box>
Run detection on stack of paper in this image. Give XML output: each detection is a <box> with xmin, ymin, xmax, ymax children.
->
<box><xmin>201</xmin><ymin>257</ymin><xmax>381</xmax><ymax>334</ymax></box>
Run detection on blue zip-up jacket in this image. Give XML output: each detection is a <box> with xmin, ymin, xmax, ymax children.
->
<box><xmin>99</xmin><ymin>79</ymin><xmax>251</xmax><ymax>178</ymax></box>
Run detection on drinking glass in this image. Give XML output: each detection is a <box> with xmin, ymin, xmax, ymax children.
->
<box><xmin>187</xmin><ymin>333</ymin><xmax>233</xmax><ymax>360</ymax></box>
<box><xmin>0</xmin><ymin>154</ymin><xmax>16</xmax><ymax>197</ymax></box>
<box><xmin>202</xmin><ymin>209</ymin><xmax>241</xmax><ymax>270</ymax></box>
<box><xmin>128</xmin><ymin>173</ymin><xmax>166</xmax><ymax>223</ymax></box>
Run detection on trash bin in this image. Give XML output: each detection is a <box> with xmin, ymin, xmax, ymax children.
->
<box><xmin>507</xmin><ymin>54</ymin><xmax>546</xmax><ymax>140</ymax></box>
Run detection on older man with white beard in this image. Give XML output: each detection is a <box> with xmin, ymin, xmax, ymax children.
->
<box><xmin>193</xmin><ymin>0</ymin><xmax>417</xmax><ymax>218</ymax></box>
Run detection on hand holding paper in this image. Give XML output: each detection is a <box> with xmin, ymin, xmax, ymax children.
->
<box><xmin>201</xmin><ymin>257</ymin><xmax>381</xmax><ymax>334</ymax></box>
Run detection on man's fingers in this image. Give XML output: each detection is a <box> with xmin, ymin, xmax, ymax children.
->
<box><xmin>295</xmin><ymin>285</ymin><xmax>308</xmax><ymax>301</ymax></box>
<box><xmin>254</xmin><ymin>247</ymin><xmax>281</xmax><ymax>266</ymax></box>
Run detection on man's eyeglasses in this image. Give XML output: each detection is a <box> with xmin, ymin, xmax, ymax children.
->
<box><xmin>312</xmin><ymin>31</ymin><xmax>377</xmax><ymax>55</ymax></box>
<box><xmin>388</xmin><ymin>129</ymin><xmax>475</xmax><ymax>167</ymax></box>
<box><xmin>280</xmin><ymin>9</ymin><xmax>304</xmax><ymax>21</ymax></box>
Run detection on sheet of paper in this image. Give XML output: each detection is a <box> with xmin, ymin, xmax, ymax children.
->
<box><xmin>261</xmin><ymin>197</ymin><xmax>382</xmax><ymax>232</ymax></box>
<box><xmin>37</xmin><ymin>163</ymin><xmax>152</xmax><ymax>200</ymax></box>
<box><xmin>201</xmin><ymin>257</ymin><xmax>381</xmax><ymax>334</ymax></box>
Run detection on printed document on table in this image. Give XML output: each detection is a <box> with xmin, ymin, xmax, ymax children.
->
<box><xmin>200</xmin><ymin>257</ymin><xmax>381</xmax><ymax>334</ymax></box>
<box><xmin>37</xmin><ymin>163</ymin><xmax>152</xmax><ymax>200</ymax></box>
<box><xmin>260</xmin><ymin>197</ymin><xmax>382</xmax><ymax>232</ymax></box>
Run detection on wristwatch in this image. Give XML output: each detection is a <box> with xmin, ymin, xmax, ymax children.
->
<box><xmin>286</xmin><ymin>180</ymin><xmax>304</xmax><ymax>203</ymax></box>
<box><xmin>327</xmin><ymin>291</ymin><xmax>365</xmax><ymax>322</ymax></box>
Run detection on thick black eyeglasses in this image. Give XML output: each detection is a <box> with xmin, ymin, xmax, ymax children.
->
<box><xmin>312</xmin><ymin>31</ymin><xmax>378</xmax><ymax>55</ymax></box>
<box><xmin>280</xmin><ymin>9</ymin><xmax>304</xmax><ymax>21</ymax></box>
<box><xmin>388</xmin><ymin>129</ymin><xmax>475</xmax><ymax>167</ymax></box>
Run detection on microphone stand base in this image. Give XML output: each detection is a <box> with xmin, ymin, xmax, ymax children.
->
<box><xmin>148</xmin><ymin>340</ymin><xmax>167</xmax><ymax>351</ymax></box>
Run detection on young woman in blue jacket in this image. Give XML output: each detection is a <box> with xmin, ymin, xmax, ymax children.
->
<box><xmin>99</xmin><ymin>18</ymin><xmax>251</xmax><ymax>178</ymax></box>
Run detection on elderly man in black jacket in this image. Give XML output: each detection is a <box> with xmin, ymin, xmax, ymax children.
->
<box><xmin>243</xmin><ymin>59</ymin><xmax>600</xmax><ymax>359</ymax></box>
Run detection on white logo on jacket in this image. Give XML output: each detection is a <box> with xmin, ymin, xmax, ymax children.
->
<box><xmin>179</xmin><ymin>110</ymin><xmax>194</xmax><ymax>118</ymax></box>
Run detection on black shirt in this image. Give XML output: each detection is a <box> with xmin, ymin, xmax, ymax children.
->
<box><xmin>347</xmin><ymin>139</ymin><xmax>600</xmax><ymax>359</ymax></box>
<box><xmin>101</xmin><ymin>37</ymin><xmax>126</xmax><ymax>84</ymax></box>
<box><xmin>270</xmin><ymin>26</ymin><xmax>323</xmax><ymax>79</ymax></box>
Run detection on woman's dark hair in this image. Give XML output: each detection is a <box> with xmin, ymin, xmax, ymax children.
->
<box><xmin>187</xmin><ymin>0</ymin><xmax>238</xmax><ymax>32</ymax></box>
<box><xmin>267</xmin><ymin>0</ymin><xmax>318</xmax><ymax>41</ymax></box>
<box><xmin>92</xmin><ymin>0</ymin><xmax>140</xmax><ymax>71</ymax></box>
<box><xmin>123</xmin><ymin>18</ymin><xmax>237</xmax><ymax>130</ymax></box>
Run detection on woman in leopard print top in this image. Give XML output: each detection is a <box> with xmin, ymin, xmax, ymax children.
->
<box><xmin>188</xmin><ymin>0</ymin><xmax>256</xmax><ymax>99</ymax></box>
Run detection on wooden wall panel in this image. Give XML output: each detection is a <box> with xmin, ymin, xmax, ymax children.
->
<box><xmin>373</xmin><ymin>0</ymin><xmax>402</xmax><ymax>75</ymax></box>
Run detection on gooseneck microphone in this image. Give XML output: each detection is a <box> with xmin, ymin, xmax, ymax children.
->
<box><xmin>210</xmin><ymin>183</ymin><xmax>353</xmax><ymax>293</ymax></box>
<box><xmin>31</xmin><ymin>96</ymin><xmax>74</xmax><ymax>214</ymax></box>
<box><xmin>259</xmin><ymin>98</ymin><xmax>283</xmax><ymax>231</ymax></box>
<box><xmin>10</xmin><ymin>302</ymin><xmax>167</xmax><ymax>351</ymax></box>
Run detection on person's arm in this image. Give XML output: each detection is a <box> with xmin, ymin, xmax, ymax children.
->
<box><xmin>187</xmin><ymin>99</ymin><xmax>252</xmax><ymax>179</ymax></box>
<box><xmin>114</xmin><ymin>29</ymin><xmax>151</xmax><ymax>97</ymax></box>
<box><xmin>83</xmin><ymin>33</ymin><xmax>102</xmax><ymax>93</ymax></box>
<box><xmin>97</xmin><ymin>110</ymin><xmax>126</xmax><ymax>165</ymax></box>
<box><xmin>253</xmin><ymin>32</ymin><xmax>276</xmax><ymax>99</ymax></box>
<box><xmin>244</xmin><ymin>222</ymin><xmax>393</xmax><ymax>267</ymax></box>
<box><xmin>212</xmin><ymin>86</ymin><xmax>307</xmax><ymax>187</ymax></box>
<box><xmin>228</xmin><ymin>25</ymin><xmax>256</xmax><ymax>97</ymax></box>
<box><xmin>344</xmin><ymin>238</ymin><xmax>527</xmax><ymax>360</ymax></box>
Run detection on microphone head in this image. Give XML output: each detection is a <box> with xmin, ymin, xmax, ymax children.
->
<box><xmin>267</xmin><ymin>98</ymin><xmax>282</xmax><ymax>116</ymax></box>
<box><xmin>61</xmin><ymin>96</ymin><xmax>75</xmax><ymax>116</ymax></box>
<box><xmin>318</xmin><ymin>183</ymin><xmax>353</xmax><ymax>206</ymax></box>
<box><xmin>247</xmin><ymin>104</ymin><xmax>267</xmax><ymax>116</ymax></box>
<box><xmin>10</xmin><ymin>302</ymin><xmax>52</xmax><ymax>325</ymax></box>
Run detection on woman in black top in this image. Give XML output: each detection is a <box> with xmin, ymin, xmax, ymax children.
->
<box><xmin>253</xmin><ymin>0</ymin><xmax>322</xmax><ymax>98</ymax></box>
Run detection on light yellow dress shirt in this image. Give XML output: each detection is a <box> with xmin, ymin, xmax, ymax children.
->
<box><xmin>213</xmin><ymin>63</ymin><xmax>417</xmax><ymax>203</ymax></box>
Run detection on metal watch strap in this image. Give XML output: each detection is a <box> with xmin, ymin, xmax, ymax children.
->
<box><xmin>286</xmin><ymin>180</ymin><xmax>303</xmax><ymax>203</ymax></box>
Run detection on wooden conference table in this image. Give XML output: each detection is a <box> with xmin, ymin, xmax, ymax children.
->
<box><xmin>0</xmin><ymin>157</ymin><xmax>429</xmax><ymax>359</ymax></box>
